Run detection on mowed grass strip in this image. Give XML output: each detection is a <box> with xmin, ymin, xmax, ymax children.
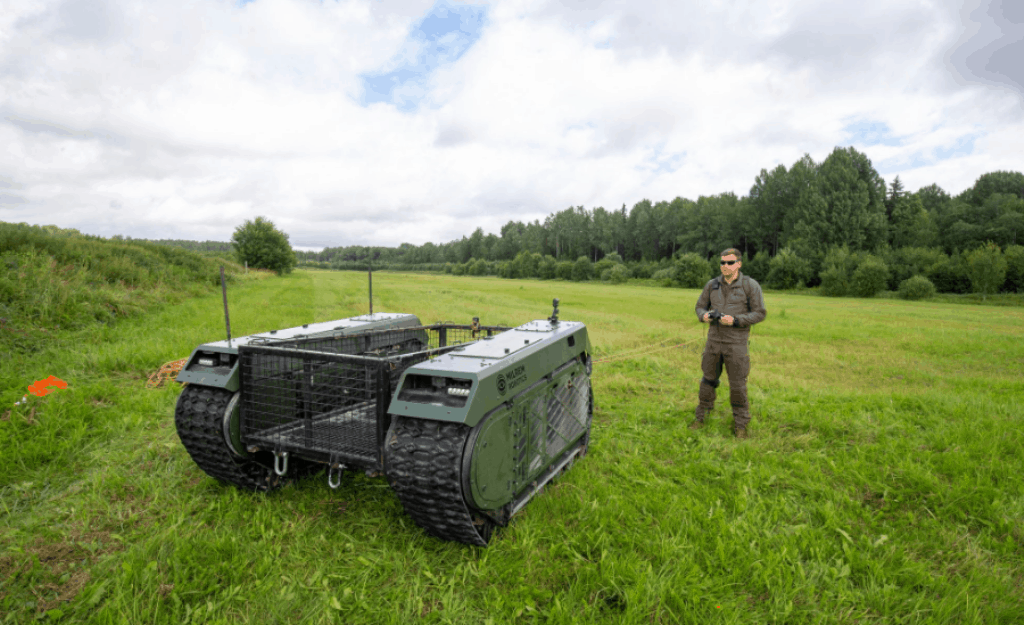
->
<box><xmin>1</xmin><ymin>270</ymin><xmax>1022</xmax><ymax>624</ymax></box>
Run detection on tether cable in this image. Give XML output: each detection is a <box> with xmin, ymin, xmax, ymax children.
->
<box><xmin>593</xmin><ymin>334</ymin><xmax>703</xmax><ymax>364</ymax></box>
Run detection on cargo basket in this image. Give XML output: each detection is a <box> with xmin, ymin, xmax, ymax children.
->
<box><xmin>238</xmin><ymin>324</ymin><xmax>508</xmax><ymax>470</ymax></box>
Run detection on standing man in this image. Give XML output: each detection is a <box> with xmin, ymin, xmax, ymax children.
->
<box><xmin>690</xmin><ymin>248</ymin><xmax>767</xmax><ymax>438</ymax></box>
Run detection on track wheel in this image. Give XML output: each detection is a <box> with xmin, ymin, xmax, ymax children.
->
<box><xmin>385</xmin><ymin>416</ymin><xmax>496</xmax><ymax>546</ymax></box>
<box><xmin>174</xmin><ymin>385</ymin><xmax>287</xmax><ymax>492</ymax></box>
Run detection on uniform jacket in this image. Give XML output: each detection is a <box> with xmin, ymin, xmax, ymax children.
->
<box><xmin>695</xmin><ymin>272</ymin><xmax>767</xmax><ymax>344</ymax></box>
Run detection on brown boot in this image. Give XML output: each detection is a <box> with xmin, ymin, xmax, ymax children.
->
<box><xmin>733</xmin><ymin>426</ymin><xmax>748</xmax><ymax>439</ymax></box>
<box><xmin>688</xmin><ymin>418</ymin><xmax>705</xmax><ymax>430</ymax></box>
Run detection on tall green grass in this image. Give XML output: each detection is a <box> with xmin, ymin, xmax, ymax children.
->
<box><xmin>0</xmin><ymin>222</ymin><xmax>255</xmax><ymax>355</ymax></box>
<box><xmin>1</xmin><ymin>271</ymin><xmax>1022</xmax><ymax>624</ymax></box>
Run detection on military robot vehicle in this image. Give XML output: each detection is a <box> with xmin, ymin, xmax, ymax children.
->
<box><xmin>174</xmin><ymin>301</ymin><xmax>593</xmax><ymax>546</ymax></box>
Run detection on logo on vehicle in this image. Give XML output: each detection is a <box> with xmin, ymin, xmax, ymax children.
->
<box><xmin>496</xmin><ymin>364</ymin><xmax>527</xmax><ymax>396</ymax></box>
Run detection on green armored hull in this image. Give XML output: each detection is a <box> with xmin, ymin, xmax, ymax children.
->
<box><xmin>174</xmin><ymin>307</ymin><xmax>593</xmax><ymax>546</ymax></box>
<box><xmin>386</xmin><ymin>319</ymin><xmax>592</xmax><ymax>544</ymax></box>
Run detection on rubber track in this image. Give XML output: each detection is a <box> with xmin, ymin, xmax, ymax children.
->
<box><xmin>385</xmin><ymin>417</ymin><xmax>494</xmax><ymax>546</ymax></box>
<box><xmin>174</xmin><ymin>385</ymin><xmax>286</xmax><ymax>492</ymax></box>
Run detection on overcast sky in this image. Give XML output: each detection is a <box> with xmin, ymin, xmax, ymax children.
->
<box><xmin>1</xmin><ymin>0</ymin><xmax>1022</xmax><ymax>250</ymax></box>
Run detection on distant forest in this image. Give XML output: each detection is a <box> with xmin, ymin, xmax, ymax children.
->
<box><xmin>295</xmin><ymin>148</ymin><xmax>1022</xmax><ymax>266</ymax></box>
<box><xmin>128</xmin><ymin>146</ymin><xmax>1023</xmax><ymax>295</ymax></box>
<box><xmin>111</xmin><ymin>237</ymin><xmax>233</xmax><ymax>253</ymax></box>
<box><xmin>289</xmin><ymin>147</ymin><xmax>1022</xmax><ymax>294</ymax></box>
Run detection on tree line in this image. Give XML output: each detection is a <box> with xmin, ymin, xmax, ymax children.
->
<box><xmin>110</xmin><ymin>236</ymin><xmax>234</xmax><ymax>253</ymax></box>
<box><xmin>294</xmin><ymin>146</ymin><xmax>1023</xmax><ymax>297</ymax></box>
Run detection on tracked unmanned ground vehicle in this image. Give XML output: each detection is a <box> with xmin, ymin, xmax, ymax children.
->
<box><xmin>174</xmin><ymin>302</ymin><xmax>593</xmax><ymax>545</ymax></box>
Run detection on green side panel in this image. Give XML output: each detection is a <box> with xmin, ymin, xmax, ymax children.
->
<box><xmin>389</xmin><ymin>321</ymin><xmax>591</xmax><ymax>427</ymax></box>
<box><xmin>225</xmin><ymin>368</ymin><xmax>239</xmax><ymax>392</ymax></box>
<box><xmin>176</xmin><ymin>349</ymin><xmax>239</xmax><ymax>390</ymax></box>
<box><xmin>460</xmin><ymin>325</ymin><xmax>591</xmax><ymax>427</ymax></box>
<box><xmin>467</xmin><ymin>360</ymin><xmax>588</xmax><ymax>511</ymax></box>
<box><xmin>468</xmin><ymin>407</ymin><xmax>517</xmax><ymax>510</ymax></box>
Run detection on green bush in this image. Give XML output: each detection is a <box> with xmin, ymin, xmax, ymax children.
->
<box><xmin>468</xmin><ymin>259</ymin><xmax>488</xmax><ymax>276</ymax></box>
<box><xmin>675</xmin><ymin>252</ymin><xmax>711</xmax><ymax>288</ymax></box>
<box><xmin>744</xmin><ymin>251</ymin><xmax>770</xmax><ymax>282</ymax></box>
<box><xmin>818</xmin><ymin>267</ymin><xmax>849</xmax><ymax>297</ymax></box>
<box><xmin>607</xmin><ymin>264</ymin><xmax>631</xmax><ymax>284</ymax></box>
<box><xmin>571</xmin><ymin>256</ymin><xmax>593</xmax><ymax>282</ymax></box>
<box><xmin>898</xmin><ymin>275</ymin><xmax>937</xmax><ymax>300</ymax></box>
<box><xmin>651</xmin><ymin>267</ymin><xmax>677</xmax><ymax>286</ymax></box>
<box><xmin>767</xmin><ymin>248</ymin><xmax>810</xmax><ymax>289</ymax></box>
<box><xmin>555</xmin><ymin>261</ymin><xmax>573</xmax><ymax>280</ymax></box>
<box><xmin>538</xmin><ymin>256</ymin><xmax>557</xmax><ymax>280</ymax></box>
<box><xmin>592</xmin><ymin>259</ymin><xmax>615</xmax><ymax>278</ymax></box>
<box><xmin>707</xmin><ymin>257</ymin><xmax>720</xmax><ymax>281</ymax></box>
<box><xmin>850</xmin><ymin>256</ymin><xmax>890</xmax><ymax>298</ymax></box>
<box><xmin>927</xmin><ymin>253</ymin><xmax>972</xmax><ymax>293</ymax></box>
<box><xmin>1004</xmin><ymin>245</ymin><xmax>1024</xmax><ymax>292</ymax></box>
<box><xmin>966</xmin><ymin>242</ymin><xmax>1007</xmax><ymax>300</ymax></box>
<box><xmin>510</xmin><ymin>251</ymin><xmax>541</xmax><ymax>278</ymax></box>
<box><xmin>629</xmin><ymin>261</ymin><xmax>656</xmax><ymax>279</ymax></box>
<box><xmin>817</xmin><ymin>246</ymin><xmax>856</xmax><ymax>296</ymax></box>
<box><xmin>784</xmin><ymin>240</ymin><xmax>827</xmax><ymax>287</ymax></box>
<box><xmin>884</xmin><ymin>247</ymin><xmax>948</xmax><ymax>290</ymax></box>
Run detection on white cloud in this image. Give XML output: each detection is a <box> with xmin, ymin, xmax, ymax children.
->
<box><xmin>0</xmin><ymin>0</ymin><xmax>1021</xmax><ymax>249</ymax></box>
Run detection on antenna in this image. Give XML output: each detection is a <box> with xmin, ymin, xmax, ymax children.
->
<box><xmin>368</xmin><ymin>262</ymin><xmax>373</xmax><ymax>316</ymax></box>
<box><xmin>549</xmin><ymin>298</ymin><xmax>560</xmax><ymax>324</ymax></box>
<box><xmin>220</xmin><ymin>265</ymin><xmax>232</xmax><ymax>346</ymax></box>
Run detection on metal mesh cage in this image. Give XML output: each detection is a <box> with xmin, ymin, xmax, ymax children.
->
<box><xmin>546</xmin><ymin>371</ymin><xmax>590</xmax><ymax>457</ymax></box>
<box><xmin>517</xmin><ymin>360</ymin><xmax>591</xmax><ymax>483</ymax></box>
<box><xmin>239</xmin><ymin>349</ymin><xmax>385</xmax><ymax>465</ymax></box>
<box><xmin>238</xmin><ymin>324</ymin><xmax>508</xmax><ymax>467</ymax></box>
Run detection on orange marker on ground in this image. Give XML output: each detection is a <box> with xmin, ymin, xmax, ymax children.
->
<box><xmin>28</xmin><ymin>375</ymin><xmax>68</xmax><ymax>397</ymax></box>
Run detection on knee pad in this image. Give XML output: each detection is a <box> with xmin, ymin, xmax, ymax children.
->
<box><xmin>701</xmin><ymin>377</ymin><xmax>720</xmax><ymax>389</ymax></box>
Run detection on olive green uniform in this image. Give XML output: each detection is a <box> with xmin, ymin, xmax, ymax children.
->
<box><xmin>693</xmin><ymin>272</ymin><xmax>767</xmax><ymax>428</ymax></box>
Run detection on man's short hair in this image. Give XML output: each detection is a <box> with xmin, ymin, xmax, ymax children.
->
<box><xmin>720</xmin><ymin>248</ymin><xmax>742</xmax><ymax>260</ymax></box>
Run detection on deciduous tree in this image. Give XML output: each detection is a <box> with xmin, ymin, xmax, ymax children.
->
<box><xmin>968</xmin><ymin>171</ymin><xmax>1024</xmax><ymax>206</ymax></box>
<box><xmin>790</xmin><ymin>147</ymin><xmax>886</xmax><ymax>255</ymax></box>
<box><xmin>748</xmin><ymin>164</ymin><xmax>791</xmax><ymax>256</ymax></box>
<box><xmin>966</xmin><ymin>242</ymin><xmax>1007</xmax><ymax>300</ymax></box>
<box><xmin>231</xmin><ymin>216</ymin><xmax>296</xmax><ymax>274</ymax></box>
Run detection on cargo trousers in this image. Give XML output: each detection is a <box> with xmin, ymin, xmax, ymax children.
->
<box><xmin>695</xmin><ymin>339</ymin><xmax>751</xmax><ymax>428</ymax></box>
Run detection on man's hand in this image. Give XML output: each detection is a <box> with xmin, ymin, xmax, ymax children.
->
<box><xmin>721</xmin><ymin>315</ymin><xmax>735</xmax><ymax>326</ymax></box>
<box><xmin>702</xmin><ymin>312</ymin><xmax>711</xmax><ymax>322</ymax></box>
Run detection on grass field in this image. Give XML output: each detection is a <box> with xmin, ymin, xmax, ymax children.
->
<box><xmin>1</xmin><ymin>270</ymin><xmax>1022</xmax><ymax>624</ymax></box>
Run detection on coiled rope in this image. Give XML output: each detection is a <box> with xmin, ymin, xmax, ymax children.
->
<box><xmin>147</xmin><ymin>358</ymin><xmax>188</xmax><ymax>389</ymax></box>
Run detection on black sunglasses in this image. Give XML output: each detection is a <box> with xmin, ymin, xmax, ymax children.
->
<box><xmin>720</xmin><ymin>260</ymin><xmax>738</xmax><ymax>266</ymax></box>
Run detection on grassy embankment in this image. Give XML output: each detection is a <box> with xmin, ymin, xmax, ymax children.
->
<box><xmin>0</xmin><ymin>222</ymin><xmax>258</xmax><ymax>356</ymax></box>
<box><xmin>1</xmin><ymin>269</ymin><xmax>1022</xmax><ymax>624</ymax></box>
